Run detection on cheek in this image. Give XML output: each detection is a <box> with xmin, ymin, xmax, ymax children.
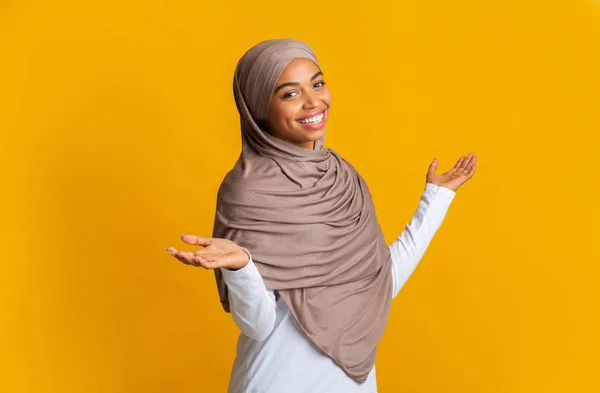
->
<box><xmin>268</xmin><ymin>104</ymin><xmax>284</xmax><ymax>126</ymax></box>
<box><xmin>322</xmin><ymin>89</ymin><xmax>332</xmax><ymax>105</ymax></box>
<box><xmin>273</xmin><ymin>104</ymin><xmax>300</xmax><ymax>126</ymax></box>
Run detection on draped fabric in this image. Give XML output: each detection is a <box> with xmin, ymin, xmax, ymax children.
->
<box><xmin>212</xmin><ymin>38</ymin><xmax>392</xmax><ymax>383</ymax></box>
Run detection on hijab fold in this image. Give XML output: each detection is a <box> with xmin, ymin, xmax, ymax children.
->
<box><xmin>212</xmin><ymin>38</ymin><xmax>392</xmax><ymax>383</ymax></box>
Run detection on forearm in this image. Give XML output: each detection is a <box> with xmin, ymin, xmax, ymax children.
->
<box><xmin>388</xmin><ymin>183</ymin><xmax>456</xmax><ymax>298</ymax></box>
<box><xmin>220</xmin><ymin>247</ymin><xmax>276</xmax><ymax>341</ymax></box>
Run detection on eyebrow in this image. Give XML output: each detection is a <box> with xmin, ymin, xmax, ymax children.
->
<box><xmin>273</xmin><ymin>71</ymin><xmax>324</xmax><ymax>94</ymax></box>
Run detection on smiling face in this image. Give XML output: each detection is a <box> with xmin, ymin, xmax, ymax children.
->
<box><xmin>266</xmin><ymin>58</ymin><xmax>332</xmax><ymax>150</ymax></box>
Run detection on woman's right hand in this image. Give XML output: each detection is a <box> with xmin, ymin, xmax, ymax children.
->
<box><xmin>166</xmin><ymin>234</ymin><xmax>250</xmax><ymax>271</ymax></box>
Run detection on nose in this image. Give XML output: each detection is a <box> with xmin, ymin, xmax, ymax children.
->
<box><xmin>303</xmin><ymin>91</ymin><xmax>319</xmax><ymax>109</ymax></box>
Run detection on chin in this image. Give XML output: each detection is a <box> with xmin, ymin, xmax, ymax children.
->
<box><xmin>297</xmin><ymin>124</ymin><xmax>326</xmax><ymax>136</ymax></box>
<box><xmin>313</xmin><ymin>129</ymin><xmax>326</xmax><ymax>140</ymax></box>
<box><xmin>300</xmin><ymin>130</ymin><xmax>325</xmax><ymax>144</ymax></box>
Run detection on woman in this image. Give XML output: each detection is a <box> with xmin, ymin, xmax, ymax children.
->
<box><xmin>166</xmin><ymin>38</ymin><xmax>476</xmax><ymax>393</ymax></box>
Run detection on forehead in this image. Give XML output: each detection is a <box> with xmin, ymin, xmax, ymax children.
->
<box><xmin>277</xmin><ymin>58</ymin><xmax>320</xmax><ymax>82</ymax></box>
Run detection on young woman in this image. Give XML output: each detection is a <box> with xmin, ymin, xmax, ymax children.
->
<box><xmin>166</xmin><ymin>38</ymin><xmax>477</xmax><ymax>393</ymax></box>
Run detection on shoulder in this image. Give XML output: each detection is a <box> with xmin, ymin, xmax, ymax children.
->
<box><xmin>217</xmin><ymin>152</ymin><xmax>283</xmax><ymax>200</ymax></box>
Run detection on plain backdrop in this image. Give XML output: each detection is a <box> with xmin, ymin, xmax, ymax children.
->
<box><xmin>1</xmin><ymin>0</ymin><xmax>599</xmax><ymax>392</ymax></box>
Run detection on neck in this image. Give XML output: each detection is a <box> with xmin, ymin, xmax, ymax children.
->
<box><xmin>296</xmin><ymin>140</ymin><xmax>315</xmax><ymax>150</ymax></box>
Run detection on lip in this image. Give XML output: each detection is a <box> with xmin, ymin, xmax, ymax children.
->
<box><xmin>295</xmin><ymin>108</ymin><xmax>327</xmax><ymax>130</ymax></box>
<box><xmin>296</xmin><ymin>108</ymin><xmax>326</xmax><ymax>121</ymax></box>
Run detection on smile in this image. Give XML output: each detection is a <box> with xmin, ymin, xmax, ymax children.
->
<box><xmin>296</xmin><ymin>109</ymin><xmax>325</xmax><ymax>125</ymax></box>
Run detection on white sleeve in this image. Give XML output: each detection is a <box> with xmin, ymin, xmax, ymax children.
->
<box><xmin>219</xmin><ymin>247</ymin><xmax>277</xmax><ymax>341</ymax></box>
<box><xmin>388</xmin><ymin>183</ymin><xmax>456</xmax><ymax>299</ymax></box>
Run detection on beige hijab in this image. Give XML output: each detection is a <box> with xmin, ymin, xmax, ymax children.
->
<box><xmin>212</xmin><ymin>38</ymin><xmax>393</xmax><ymax>383</ymax></box>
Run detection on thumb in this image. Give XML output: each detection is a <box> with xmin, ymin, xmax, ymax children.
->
<box><xmin>180</xmin><ymin>234</ymin><xmax>213</xmax><ymax>247</ymax></box>
<box><xmin>428</xmin><ymin>157</ymin><xmax>438</xmax><ymax>174</ymax></box>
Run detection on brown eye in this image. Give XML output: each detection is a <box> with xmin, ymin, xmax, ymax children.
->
<box><xmin>283</xmin><ymin>81</ymin><xmax>325</xmax><ymax>99</ymax></box>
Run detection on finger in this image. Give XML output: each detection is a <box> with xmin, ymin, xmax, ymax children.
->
<box><xmin>187</xmin><ymin>254</ymin><xmax>219</xmax><ymax>270</ymax></box>
<box><xmin>180</xmin><ymin>234</ymin><xmax>213</xmax><ymax>247</ymax></box>
<box><xmin>459</xmin><ymin>153</ymin><xmax>472</xmax><ymax>170</ymax></box>
<box><xmin>465</xmin><ymin>155</ymin><xmax>476</xmax><ymax>172</ymax></box>
<box><xmin>454</xmin><ymin>156</ymin><xmax>465</xmax><ymax>169</ymax></box>
<box><xmin>177</xmin><ymin>251</ymin><xmax>199</xmax><ymax>266</ymax></box>
<box><xmin>468</xmin><ymin>162</ymin><xmax>477</xmax><ymax>177</ymax></box>
<box><xmin>428</xmin><ymin>158</ymin><xmax>438</xmax><ymax>174</ymax></box>
<box><xmin>193</xmin><ymin>255</ymin><xmax>214</xmax><ymax>270</ymax></box>
<box><xmin>173</xmin><ymin>252</ymin><xmax>193</xmax><ymax>265</ymax></box>
<box><xmin>173</xmin><ymin>252</ymin><xmax>194</xmax><ymax>265</ymax></box>
<box><xmin>191</xmin><ymin>249</ymin><xmax>215</xmax><ymax>257</ymax></box>
<box><xmin>168</xmin><ymin>247</ymin><xmax>200</xmax><ymax>266</ymax></box>
<box><xmin>177</xmin><ymin>255</ymin><xmax>193</xmax><ymax>265</ymax></box>
<box><xmin>196</xmin><ymin>254</ymin><xmax>228</xmax><ymax>270</ymax></box>
<box><xmin>167</xmin><ymin>246</ymin><xmax>184</xmax><ymax>260</ymax></box>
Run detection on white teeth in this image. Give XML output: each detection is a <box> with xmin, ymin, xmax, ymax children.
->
<box><xmin>297</xmin><ymin>112</ymin><xmax>324</xmax><ymax>124</ymax></box>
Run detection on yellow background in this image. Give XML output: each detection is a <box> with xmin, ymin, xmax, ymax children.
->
<box><xmin>1</xmin><ymin>0</ymin><xmax>599</xmax><ymax>392</ymax></box>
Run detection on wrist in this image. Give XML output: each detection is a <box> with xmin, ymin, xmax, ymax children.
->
<box><xmin>227</xmin><ymin>247</ymin><xmax>251</xmax><ymax>271</ymax></box>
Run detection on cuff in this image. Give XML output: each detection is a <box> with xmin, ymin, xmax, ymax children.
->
<box><xmin>219</xmin><ymin>249</ymin><xmax>262</xmax><ymax>285</ymax></box>
<box><xmin>425</xmin><ymin>182</ymin><xmax>456</xmax><ymax>199</ymax></box>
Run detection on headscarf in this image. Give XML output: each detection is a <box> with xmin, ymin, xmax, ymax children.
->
<box><xmin>211</xmin><ymin>38</ymin><xmax>393</xmax><ymax>383</ymax></box>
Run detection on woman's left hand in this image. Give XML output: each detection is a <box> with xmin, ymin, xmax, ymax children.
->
<box><xmin>426</xmin><ymin>152</ymin><xmax>477</xmax><ymax>192</ymax></box>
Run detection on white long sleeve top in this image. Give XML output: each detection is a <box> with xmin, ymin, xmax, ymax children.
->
<box><xmin>219</xmin><ymin>183</ymin><xmax>456</xmax><ymax>393</ymax></box>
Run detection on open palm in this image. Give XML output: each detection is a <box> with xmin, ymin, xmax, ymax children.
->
<box><xmin>426</xmin><ymin>152</ymin><xmax>477</xmax><ymax>192</ymax></box>
<box><xmin>166</xmin><ymin>235</ymin><xmax>249</xmax><ymax>270</ymax></box>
